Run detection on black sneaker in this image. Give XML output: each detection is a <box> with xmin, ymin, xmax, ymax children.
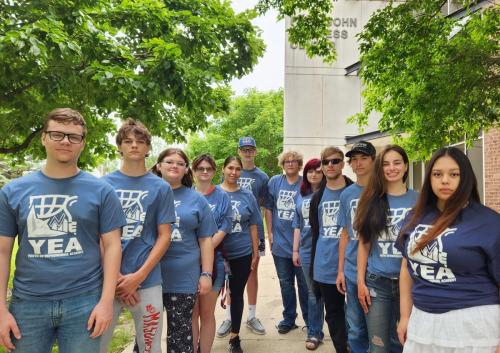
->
<box><xmin>228</xmin><ymin>335</ymin><xmax>243</xmax><ymax>353</ymax></box>
<box><xmin>276</xmin><ymin>321</ymin><xmax>299</xmax><ymax>334</ymax></box>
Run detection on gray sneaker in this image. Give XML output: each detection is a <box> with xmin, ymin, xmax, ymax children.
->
<box><xmin>217</xmin><ymin>319</ymin><xmax>232</xmax><ymax>338</ymax></box>
<box><xmin>246</xmin><ymin>317</ymin><xmax>266</xmax><ymax>335</ymax></box>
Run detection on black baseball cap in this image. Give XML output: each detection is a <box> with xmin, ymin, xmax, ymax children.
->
<box><xmin>345</xmin><ymin>140</ymin><xmax>376</xmax><ymax>158</ymax></box>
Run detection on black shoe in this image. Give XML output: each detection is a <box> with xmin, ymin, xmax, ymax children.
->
<box><xmin>228</xmin><ymin>335</ymin><xmax>243</xmax><ymax>353</ymax></box>
<box><xmin>276</xmin><ymin>322</ymin><xmax>299</xmax><ymax>334</ymax></box>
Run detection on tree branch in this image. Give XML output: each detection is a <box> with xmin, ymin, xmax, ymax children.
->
<box><xmin>0</xmin><ymin>128</ymin><xmax>42</xmax><ymax>154</ymax></box>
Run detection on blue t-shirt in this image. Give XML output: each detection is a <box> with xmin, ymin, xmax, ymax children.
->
<box><xmin>0</xmin><ymin>171</ymin><xmax>126</xmax><ymax>300</ymax></box>
<box><xmin>265</xmin><ymin>175</ymin><xmax>302</xmax><ymax>258</ymax></box>
<box><xmin>223</xmin><ymin>188</ymin><xmax>262</xmax><ymax>260</ymax></box>
<box><xmin>160</xmin><ymin>186</ymin><xmax>217</xmax><ymax>293</ymax></box>
<box><xmin>292</xmin><ymin>193</ymin><xmax>313</xmax><ymax>265</ymax></box>
<box><xmin>204</xmin><ymin>185</ymin><xmax>232</xmax><ymax>265</ymax></box>
<box><xmin>338</xmin><ymin>183</ymin><xmax>364</xmax><ymax>282</ymax></box>
<box><xmin>366</xmin><ymin>190</ymin><xmax>418</xmax><ymax>279</ymax></box>
<box><xmin>314</xmin><ymin>187</ymin><xmax>345</xmax><ymax>284</ymax></box>
<box><xmin>396</xmin><ymin>202</ymin><xmax>500</xmax><ymax>314</ymax></box>
<box><xmin>102</xmin><ymin>171</ymin><xmax>176</xmax><ymax>289</ymax></box>
<box><xmin>238</xmin><ymin>167</ymin><xmax>269</xmax><ymax>241</ymax></box>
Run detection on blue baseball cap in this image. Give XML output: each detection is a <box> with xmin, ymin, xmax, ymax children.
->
<box><xmin>238</xmin><ymin>137</ymin><xmax>256</xmax><ymax>148</ymax></box>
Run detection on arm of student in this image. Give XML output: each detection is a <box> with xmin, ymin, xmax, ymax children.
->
<box><xmin>88</xmin><ymin>228</ymin><xmax>121</xmax><ymax>338</ymax></box>
<box><xmin>250</xmin><ymin>224</ymin><xmax>259</xmax><ymax>270</ymax></box>
<box><xmin>117</xmin><ymin>223</ymin><xmax>172</xmax><ymax>297</ymax></box>
<box><xmin>212</xmin><ymin>230</ymin><xmax>227</xmax><ymax>249</ymax></box>
<box><xmin>0</xmin><ymin>236</ymin><xmax>20</xmax><ymax>352</ymax></box>
<box><xmin>198</xmin><ymin>237</ymin><xmax>214</xmax><ymax>296</ymax></box>
<box><xmin>397</xmin><ymin>258</ymin><xmax>413</xmax><ymax>345</ymax></box>
<box><xmin>264</xmin><ymin>208</ymin><xmax>273</xmax><ymax>250</ymax></box>
<box><xmin>357</xmin><ymin>239</ymin><xmax>371</xmax><ymax>314</ymax></box>
<box><xmin>336</xmin><ymin>228</ymin><xmax>349</xmax><ymax>294</ymax></box>
<box><xmin>292</xmin><ymin>228</ymin><xmax>301</xmax><ymax>267</ymax></box>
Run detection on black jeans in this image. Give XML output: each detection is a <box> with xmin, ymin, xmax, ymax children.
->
<box><xmin>228</xmin><ymin>254</ymin><xmax>252</xmax><ymax>334</ymax></box>
<box><xmin>318</xmin><ymin>282</ymin><xmax>348</xmax><ymax>353</ymax></box>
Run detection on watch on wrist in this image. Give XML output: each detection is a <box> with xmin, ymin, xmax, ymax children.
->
<box><xmin>200</xmin><ymin>271</ymin><xmax>212</xmax><ymax>279</ymax></box>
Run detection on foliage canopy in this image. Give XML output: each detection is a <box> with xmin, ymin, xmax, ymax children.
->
<box><xmin>352</xmin><ymin>0</ymin><xmax>499</xmax><ymax>158</ymax></box>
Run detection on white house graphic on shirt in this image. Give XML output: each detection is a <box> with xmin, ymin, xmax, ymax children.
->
<box><xmin>349</xmin><ymin>198</ymin><xmax>359</xmax><ymax>239</ymax></box>
<box><xmin>171</xmin><ymin>200</ymin><xmax>182</xmax><ymax>242</ymax></box>
<box><xmin>277</xmin><ymin>190</ymin><xmax>296</xmax><ymax>220</ymax></box>
<box><xmin>27</xmin><ymin>195</ymin><xmax>78</xmax><ymax>237</ymax></box>
<box><xmin>116</xmin><ymin>189</ymin><xmax>148</xmax><ymax>240</ymax></box>
<box><xmin>231</xmin><ymin>200</ymin><xmax>242</xmax><ymax>233</ymax></box>
<box><xmin>322</xmin><ymin>200</ymin><xmax>341</xmax><ymax>238</ymax></box>
<box><xmin>238</xmin><ymin>177</ymin><xmax>255</xmax><ymax>191</ymax></box>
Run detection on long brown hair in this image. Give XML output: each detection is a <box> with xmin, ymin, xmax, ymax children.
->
<box><xmin>153</xmin><ymin>148</ymin><xmax>193</xmax><ymax>187</ymax></box>
<box><xmin>404</xmin><ymin>147</ymin><xmax>480</xmax><ymax>254</ymax></box>
<box><xmin>354</xmin><ymin>145</ymin><xmax>409</xmax><ymax>244</ymax></box>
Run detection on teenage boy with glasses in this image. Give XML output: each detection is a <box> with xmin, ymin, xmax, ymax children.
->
<box><xmin>0</xmin><ymin>108</ymin><xmax>125</xmax><ymax>353</ymax></box>
<box><xmin>336</xmin><ymin>141</ymin><xmax>376</xmax><ymax>353</ymax></box>
<box><xmin>100</xmin><ymin>119</ymin><xmax>176</xmax><ymax>353</ymax></box>
<box><xmin>264</xmin><ymin>151</ymin><xmax>308</xmax><ymax>334</ymax></box>
<box><xmin>217</xmin><ymin>137</ymin><xmax>269</xmax><ymax>337</ymax></box>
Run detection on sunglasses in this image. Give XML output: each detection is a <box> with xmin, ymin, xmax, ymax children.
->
<box><xmin>321</xmin><ymin>158</ymin><xmax>343</xmax><ymax>166</ymax></box>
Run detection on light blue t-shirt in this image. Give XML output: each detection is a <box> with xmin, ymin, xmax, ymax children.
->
<box><xmin>160</xmin><ymin>186</ymin><xmax>217</xmax><ymax>294</ymax></box>
<box><xmin>313</xmin><ymin>187</ymin><xmax>345</xmax><ymax>284</ymax></box>
<box><xmin>292</xmin><ymin>193</ymin><xmax>313</xmax><ymax>265</ymax></box>
<box><xmin>338</xmin><ymin>183</ymin><xmax>364</xmax><ymax>283</ymax></box>
<box><xmin>0</xmin><ymin>171</ymin><xmax>126</xmax><ymax>300</ymax></box>
<box><xmin>204</xmin><ymin>185</ymin><xmax>232</xmax><ymax>265</ymax></box>
<box><xmin>102</xmin><ymin>171</ymin><xmax>176</xmax><ymax>289</ymax></box>
<box><xmin>265</xmin><ymin>175</ymin><xmax>302</xmax><ymax>258</ymax></box>
<box><xmin>367</xmin><ymin>190</ymin><xmax>418</xmax><ymax>279</ymax></box>
<box><xmin>223</xmin><ymin>188</ymin><xmax>262</xmax><ymax>260</ymax></box>
<box><xmin>237</xmin><ymin>167</ymin><xmax>269</xmax><ymax>241</ymax></box>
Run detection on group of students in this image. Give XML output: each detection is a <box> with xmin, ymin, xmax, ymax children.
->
<box><xmin>0</xmin><ymin>107</ymin><xmax>498</xmax><ymax>353</ymax></box>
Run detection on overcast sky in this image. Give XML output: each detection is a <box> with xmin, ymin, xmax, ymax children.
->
<box><xmin>230</xmin><ymin>0</ymin><xmax>284</xmax><ymax>95</ymax></box>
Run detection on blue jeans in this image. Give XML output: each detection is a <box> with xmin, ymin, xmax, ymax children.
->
<box><xmin>345</xmin><ymin>278</ymin><xmax>369</xmax><ymax>353</ymax></box>
<box><xmin>301</xmin><ymin>264</ymin><xmax>324</xmax><ymax>339</ymax></box>
<box><xmin>365</xmin><ymin>273</ymin><xmax>402</xmax><ymax>353</ymax></box>
<box><xmin>272</xmin><ymin>255</ymin><xmax>308</xmax><ymax>326</ymax></box>
<box><xmin>9</xmin><ymin>289</ymin><xmax>101</xmax><ymax>353</ymax></box>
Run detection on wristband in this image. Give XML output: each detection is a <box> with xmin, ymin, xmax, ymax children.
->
<box><xmin>200</xmin><ymin>272</ymin><xmax>212</xmax><ymax>278</ymax></box>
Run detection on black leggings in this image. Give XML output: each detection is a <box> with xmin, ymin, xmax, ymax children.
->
<box><xmin>228</xmin><ymin>254</ymin><xmax>252</xmax><ymax>334</ymax></box>
<box><xmin>318</xmin><ymin>282</ymin><xmax>348</xmax><ymax>353</ymax></box>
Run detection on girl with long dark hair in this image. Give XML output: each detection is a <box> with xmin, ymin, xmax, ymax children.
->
<box><xmin>292</xmin><ymin>158</ymin><xmax>325</xmax><ymax>350</ymax></box>
<box><xmin>355</xmin><ymin>145</ymin><xmax>418</xmax><ymax>353</ymax></box>
<box><xmin>219</xmin><ymin>156</ymin><xmax>261</xmax><ymax>353</ymax></box>
<box><xmin>155</xmin><ymin>148</ymin><xmax>217</xmax><ymax>353</ymax></box>
<box><xmin>191</xmin><ymin>154</ymin><xmax>232</xmax><ymax>353</ymax></box>
<box><xmin>396</xmin><ymin>147</ymin><xmax>499</xmax><ymax>353</ymax></box>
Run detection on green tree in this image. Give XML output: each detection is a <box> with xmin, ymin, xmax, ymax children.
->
<box><xmin>0</xmin><ymin>0</ymin><xmax>264</xmax><ymax>167</ymax></box>
<box><xmin>351</xmin><ymin>0</ymin><xmax>499</xmax><ymax>159</ymax></box>
<box><xmin>186</xmin><ymin>89</ymin><xmax>283</xmax><ymax>178</ymax></box>
<box><xmin>257</xmin><ymin>0</ymin><xmax>336</xmax><ymax>62</ymax></box>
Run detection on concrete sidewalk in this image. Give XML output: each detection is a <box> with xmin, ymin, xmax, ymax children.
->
<box><xmin>122</xmin><ymin>254</ymin><xmax>334</xmax><ymax>353</ymax></box>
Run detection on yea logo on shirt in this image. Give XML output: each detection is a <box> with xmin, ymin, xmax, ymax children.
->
<box><xmin>27</xmin><ymin>194</ymin><xmax>83</xmax><ymax>257</ymax></box>
<box><xmin>116</xmin><ymin>189</ymin><xmax>148</xmax><ymax>240</ymax></box>
<box><xmin>321</xmin><ymin>200</ymin><xmax>341</xmax><ymax>238</ymax></box>
<box><xmin>277</xmin><ymin>190</ymin><xmax>296</xmax><ymax>220</ymax></box>
<box><xmin>171</xmin><ymin>200</ymin><xmax>182</xmax><ymax>242</ymax></box>
<box><xmin>231</xmin><ymin>200</ymin><xmax>242</xmax><ymax>233</ymax></box>
<box><xmin>301</xmin><ymin>199</ymin><xmax>311</xmax><ymax>227</ymax></box>
<box><xmin>238</xmin><ymin>177</ymin><xmax>255</xmax><ymax>191</ymax></box>
<box><xmin>377</xmin><ymin>207</ymin><xmax>412</xmax><ymax>257</ymax></box>
<box><xmin>408</xmin><ymin>225</ymin><xmax>457</xmax><ymax>283</ymax></box>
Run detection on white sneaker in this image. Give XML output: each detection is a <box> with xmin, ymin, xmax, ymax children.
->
<box><xmin>216</xmin><ymin>319</ymin><xmax>232</xmax><ymax>338</ymax></box>
<box><xmin>246</xmin><ymin>317</ymin><xmax>266</xmax><ymax>335</ymax></box>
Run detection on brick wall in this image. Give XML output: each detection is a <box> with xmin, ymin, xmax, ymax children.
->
<box><xmin>484</xmin><ymin>127</ymin><xmax>500</xmax><ymax>212</ymax></box>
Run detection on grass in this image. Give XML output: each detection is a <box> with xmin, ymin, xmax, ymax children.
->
<box><xmin>1</xmin><ymin>245</ymin><xmax>135</xmax><ymax>353</ymax></box>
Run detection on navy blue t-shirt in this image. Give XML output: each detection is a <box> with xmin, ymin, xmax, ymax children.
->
<box><xmin>265</xmin><ymin>175</ymin><xmax>302</xmax><ymax>258</ymax></box>
<box><xmin>396</xmin><ymin>202</ymin><xmax>500</xmax><ymax>313</ymax></box>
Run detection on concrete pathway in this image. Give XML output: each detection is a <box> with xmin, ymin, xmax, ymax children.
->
<box><xmin>122</xmin><ymin>254</ymin><xmax>335</xmax><ymax>352</ymax></box>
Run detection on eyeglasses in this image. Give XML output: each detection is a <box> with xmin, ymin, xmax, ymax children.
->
<box><xmin>45</xmin><ymin>131</ymin><xmax>85</xmax><ymax>144</ymax></box>
<box><xmin>321</xmin><ymin>158</ymin><xmax>343</xmax><ymax>166</ymax></box>
<box><xmin>283</xmin><ymin>160</ymin><xmax>299</xmax><ymax>165</ymax></box>
<box><xmin>239</xmin><ymin>148</ymin><xmax>256</xmax><ymax>153</ymax></box>
<box><xmin>161</xmin><ymin>160</ymin><xmax>187</xmax><ymax>167</ymax></box>
<box><xmin>194</xmin><ymin>167</ymin><xmax>214</xmax><ymax>173</ymax></box>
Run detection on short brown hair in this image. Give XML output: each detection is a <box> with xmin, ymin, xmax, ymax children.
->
<box><xmin>116</xmin><ymin>118</ymin><xmax>151</xmax><ymax>146</ymax></box>
<box><xmin>43</xmin><ymin>108</ymin><xmax>87</xmax><ymax>134</ymax></box>
<box><xmin>278</xmin><ymin>150</ymin><xmax>304</xmax><ymax>169</ymax></box>
<box><xmin>320</xmin><ymin>146</ymin><xmax>344</xmax><ymax>160</ymax></box>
